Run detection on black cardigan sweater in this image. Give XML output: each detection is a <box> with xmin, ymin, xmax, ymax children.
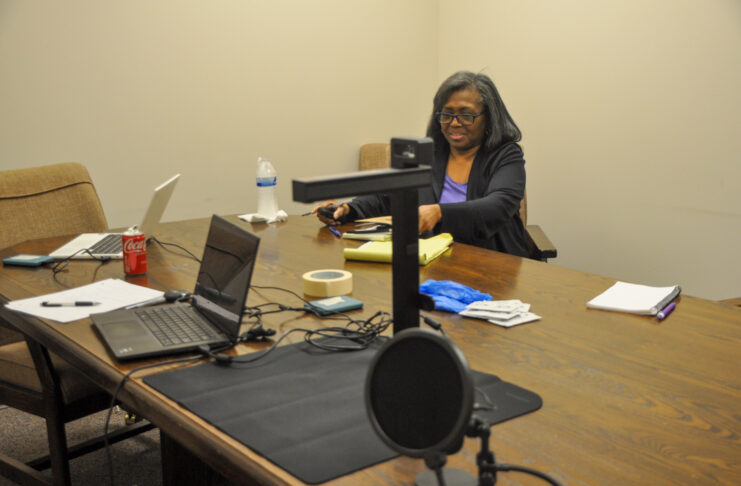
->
<box><xmin>347</xmin><ymin>142</ymin><xmax>540</xmax><ymax>259</ymax></box>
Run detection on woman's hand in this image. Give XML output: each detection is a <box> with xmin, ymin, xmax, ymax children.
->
<box><xmin>418</xmin><ymin>204</ymin><xmax>442</xmax><ymax>234</ymax></box>
<box><xmin>312</xmin><ymin>201</ymin><xmax>350</xmax><ymax>226</ymax></box>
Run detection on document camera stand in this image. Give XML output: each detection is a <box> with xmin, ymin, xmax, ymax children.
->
<box><xmin>293</xmin><ymin>137</ymin><xmax>433</xmax><ymax>334</ymax></box>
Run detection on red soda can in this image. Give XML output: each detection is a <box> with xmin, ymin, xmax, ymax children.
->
<box><xmin>122</xmin><ymin>226</ymin><xmax>147</xmax><ymax>276</ymax></box>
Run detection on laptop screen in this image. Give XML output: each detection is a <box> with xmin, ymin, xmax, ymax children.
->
<box><xmin>192</xmin><ymin>215</ymin><xmax>260</xmax><ymax>338</ymax></box>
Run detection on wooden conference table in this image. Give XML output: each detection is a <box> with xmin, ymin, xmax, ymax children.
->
<box><xmin>1</xmin><ymin>215</ymin><xmax>739</xmax><ymax>486</ymax></box>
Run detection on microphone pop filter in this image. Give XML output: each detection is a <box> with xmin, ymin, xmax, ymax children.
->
<box><xmin>365</xmin><ymin>328</ymin><xmax>474</xmax><ymax>458</ymax></box>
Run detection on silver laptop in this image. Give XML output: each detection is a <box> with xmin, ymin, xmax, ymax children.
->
<box><xmin>49</xmin><ymin>174</ymin><xmax>180</xmax><ymax>259</ymax></box>
<box><xmin>92</xmin><ymin>215</ymin><xmax>260</xmax><ymax>361</ymax></box>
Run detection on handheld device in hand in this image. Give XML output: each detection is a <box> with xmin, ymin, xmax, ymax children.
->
<box><xmin>318</xmin><ymin>205</ymin><xmax>350</xmax><ymax>224</ymax></box>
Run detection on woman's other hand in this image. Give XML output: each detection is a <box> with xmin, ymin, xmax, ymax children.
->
<box><xmin>418</xmin><ymin>204</ymin><xmax>442</xmax><ymax>234</ymax></box>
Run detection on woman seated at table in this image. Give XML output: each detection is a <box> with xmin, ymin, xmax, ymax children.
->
<box><xmin>314</xmin><ymin>70</ymin><xmax>539</xmax><ymax>260</ymax></box>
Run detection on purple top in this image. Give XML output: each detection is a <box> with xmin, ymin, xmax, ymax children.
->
<box><xmin>439</xmin><ymin>173</ymin><xmax>467</xmax><ymax>204</ymax></box>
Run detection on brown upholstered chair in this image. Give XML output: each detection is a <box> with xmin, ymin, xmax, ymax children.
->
<box><xmin>0</xmin><ymin>162</ymin><xmax>109</xmax><ymax>251</ymax></box>
<box><xmin>0</xmin><ymin>162</ymin><xmax>153</xmax><ymax>486</ymax></box>
<box><xmin>358</xmin><ymin>143</ymin><xmax>558</xmax><ymax>261</ymax></box>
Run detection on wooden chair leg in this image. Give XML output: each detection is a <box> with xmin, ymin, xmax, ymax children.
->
<box><xmin>44</xmin><ymin>411</ymin><xmax>72</xmax><ymax>486</ymax></box>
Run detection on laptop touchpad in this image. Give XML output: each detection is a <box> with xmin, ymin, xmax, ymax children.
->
<box><xmin>103</xmin><ymin>322</ymin><xmax>149</xmax><ymax>339</ymax></box>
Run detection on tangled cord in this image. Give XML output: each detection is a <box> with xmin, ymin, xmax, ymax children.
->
<box><xmin>50</xmin><ymin>248</ymin><xmax>112</xmax><ymax>285</ymax></box>
<box><xmin>149</xmin><ymin>235</ymin><xmax>202</xmax><ymax>263</ymax></box>
<box><xmin>197</xmin><ymin>285</ymin><xmax>394</xmax><ymax>365</ymax></box>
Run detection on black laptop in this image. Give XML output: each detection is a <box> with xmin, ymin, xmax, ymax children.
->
<box><xmin>92</xmin><ymin>215</ymin><xmax>259</xmax><ymax>361</ymax></box>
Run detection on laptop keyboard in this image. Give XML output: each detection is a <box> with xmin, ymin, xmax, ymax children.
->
<box><xmin>89</xmin><ymin>234</ymin><xmax>123</xmax><ymax>254</ymax></box>
<box><xmin>136</xmin><ymin>306</ymin><xmax>221</xmax><ymax>347</ymax></box>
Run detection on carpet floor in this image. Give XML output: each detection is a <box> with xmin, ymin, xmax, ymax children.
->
<box><xmin>0</xmin><ymin>405</ymin><xmax>162</xmax><ymax>486</ymax></box>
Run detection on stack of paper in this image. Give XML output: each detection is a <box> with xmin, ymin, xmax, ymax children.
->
<box><xmin>586</xmin><ymin>281</ymin><xmax>681</xmax><ymax>315</ymax></box>
<box><xmin>459</xmin><ymin>299</ymin><xmax>540</xmax><ymax>328</ymax></box>
<box><xmin>343</xmin><ymin>233</ymin><xmax>453</xmax><ymax>265</ymax></box>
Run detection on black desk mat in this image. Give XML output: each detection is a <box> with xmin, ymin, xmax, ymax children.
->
<box><xmin>144</xmin><ymin>338</ymin><xmax>542</xmax><ymax>484</ymax></box>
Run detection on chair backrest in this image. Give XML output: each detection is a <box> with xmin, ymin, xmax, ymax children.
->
<box><xmin>358</xmin><ymin>143</ymin><xmax>528</xmax><ymax>224</ymax></box>
<box><xmin>0</xmin><ymin>162</ymin><xmax>108</xmax><ymax>250</ymax></box>
<box><xmin>358</xmin><ymin>143</ymin><xmax>392</xmax><ymax>171</ymax></box>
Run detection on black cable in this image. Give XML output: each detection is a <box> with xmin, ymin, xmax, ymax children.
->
<box><xmin>50</xmin><ymin>248</ymin><xmax>112</xmax><ymax>285</ymax></box>
<box><xmin>91</xmin><ymin>257</ymin><xmax>112</xmax><ymax>282</ymax></box>
<box><xmin>421</xmin><ymin>314</ymin><xmax>445</xmax><ymax>335</ymax></box>
<box><xmin>201</xmin><ymin>327</ymin><xmax>315</xmax><ymax>365</ymax></box>
<box><xmin>217</xmin><ymin>309</ymin><xmax>393</xmax><ymax>366</ymax></box>
<box><xmin>51</xmin><ymin>248</ymin><xmax>108</xmax><ymax>274</ymax></box>
<box><xmin>238</xmin><ymin>323</ymin><xmax>276</xmax><ymax>342</ymax></box>
<box><xmin>195</xmin><ymin>283</ymin><xmax>395</xmax><ymax>364</ymax></box>
<box><xmin>249</xmin><ymin>284</ymin><xmax>382</xmax><ymax>325</ymax></box>
<box><xmin>494</xmin><ymin>463</ymin><xmax>563</xmax><ymax>486</ymax></box>
<box><xmin>149</xmin><ymin>235</ymin><xmax>201</xmax><ymax>263</ymax></box>
<box><xmin>250</xmin><ymin>284</ymin><xmax>305</xmax><ymax>301</ymax></box>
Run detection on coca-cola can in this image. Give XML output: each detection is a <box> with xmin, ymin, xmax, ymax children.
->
<box><xmin>122</xmin><ymin>226</ymin><xmax>147</xmax><ymax>276</ymax></box>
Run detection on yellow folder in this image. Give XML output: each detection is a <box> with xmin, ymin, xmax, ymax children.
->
<box><xmin>343</xmin><ymin>233</ymin><xmax>453</xmax><ymax>265</ymax></box>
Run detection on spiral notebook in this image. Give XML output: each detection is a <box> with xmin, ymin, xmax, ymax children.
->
<box><xmin>587</xmin><ymin>281</ymin><xmax>681</xmax><ymax>315</ymax></box>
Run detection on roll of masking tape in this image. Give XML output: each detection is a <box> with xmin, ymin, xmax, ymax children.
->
<box><xmin>302</xmin><ymin>269</ymin><xmax>353</xmax><ymax>297</ymax></box>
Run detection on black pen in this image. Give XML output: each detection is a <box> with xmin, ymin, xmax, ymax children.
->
<box><xmin>41</xmin><ymin>301</ymin><xmax>101</xmax><ymax>307</ymax></box>
<box><xmin>301</xmin><ymin>211</ymin><xmax>313</xmax><ymax>216</ymax></box>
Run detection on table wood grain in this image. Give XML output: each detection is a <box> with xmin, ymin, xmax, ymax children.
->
<box><xmin>1</xmin><ymin>215</ymin><xmax>739</xmax><ymax>485</ymax></box>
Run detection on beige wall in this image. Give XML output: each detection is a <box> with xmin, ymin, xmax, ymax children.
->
<box><xmin>0</xmin><ymin>1</ymin><xmax>438</xmax><ymax>223</ymax></box>
<box><xmin>2</xmin><ymin>1</ymin><xmax>740</xmax><ymax>300</ymax></box>
<box><xmin>438</xmin><ymin>0</ymin><xmax>741</xmax><ymax>300</ymax></box>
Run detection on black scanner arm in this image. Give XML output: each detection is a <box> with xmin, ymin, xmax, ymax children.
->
<box><xmin>292</xmin><ymin>137</ymin><xmax>434</xmax><ymax>333</ymax></box>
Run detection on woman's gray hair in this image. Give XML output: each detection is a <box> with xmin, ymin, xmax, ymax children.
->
<box><xmin>426</xmin><ymin>71</ymin><xmax>521</xmax><ymax>152</ymax></box>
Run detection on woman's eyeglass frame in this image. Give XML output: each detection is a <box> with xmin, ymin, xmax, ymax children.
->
<box><xmin>436</xmin><ymin>112</ymin><xmax>484</xmax><ymax>126</ymax></box>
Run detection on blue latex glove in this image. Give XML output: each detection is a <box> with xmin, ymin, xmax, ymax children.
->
<box><xmin>428</xmin><ymin>295</ymin><xmax>469</xmax><ymax>313</ymax></box>
<box><xmin>419</xmin><ymin>279</ymin><xmax>492</xmax><ymax>313</ymax></box>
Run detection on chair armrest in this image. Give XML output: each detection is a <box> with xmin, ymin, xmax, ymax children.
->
<box><xmin>526</xmin><ymin>225</ymin><xmax>557</xmax><ymax>261</ymax></box>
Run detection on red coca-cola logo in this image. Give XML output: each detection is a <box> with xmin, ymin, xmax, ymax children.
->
<box><xmin>123</xmin><ymin>238</ymin><xmax>146</xmax><ymax>253</ymax></box>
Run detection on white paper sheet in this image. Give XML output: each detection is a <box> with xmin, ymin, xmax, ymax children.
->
<box><xmin>4</xmin><ymin>278</ymin><xmax>163</xmax><ymax>323</ymax></box>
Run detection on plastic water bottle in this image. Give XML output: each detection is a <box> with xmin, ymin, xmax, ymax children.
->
<box><xmin>256</xmin><ymin>156</ymin><xmax>278</xmax><ymax>218</ymax></box>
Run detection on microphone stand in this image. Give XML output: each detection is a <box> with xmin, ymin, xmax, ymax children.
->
<box><xmin>467</xmin><ymin>417</ymin><xmax>563</xmax><ymax>486</ymax></box>
<box><xmin>467</xmin><ymin>418</ymin><xmax>497</xmax><ymax>485</ymax></box>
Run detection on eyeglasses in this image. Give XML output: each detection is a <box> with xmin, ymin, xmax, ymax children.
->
<box><xmin>436</xmin><ymin>112</ymin><xmax>484</xmax><ymax>126</ymax></box>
